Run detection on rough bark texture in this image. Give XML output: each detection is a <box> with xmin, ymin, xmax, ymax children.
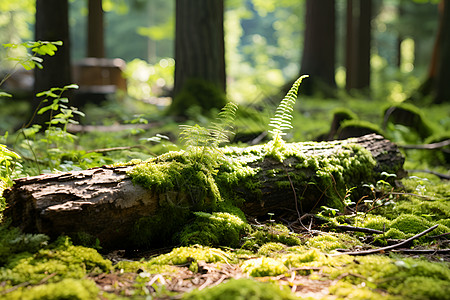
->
<box><xmin>300</xmin><ymin>0</ymin><xmax>336</xmax><ymax>95</ymax></box>
<box><xmin>34</xmin><ymin>0</ymin><xmax>72</xmax><ymax>125</ymax></box>
<box><xmin>173</xmin><ymin>0</ymin><xmax>226</xmax><ymax>96</ymax></box>
<box><xmin>345</xmin><ymin>0</ymin><xmax>372</xmax><ymax>93</ymax></box>
<box><xmin>3</xmin><ymin>134</ymin><xmax>404</xmax><ymax>249</ymax></box>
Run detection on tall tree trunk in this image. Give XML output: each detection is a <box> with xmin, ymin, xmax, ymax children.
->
<box><xmin>345</xmin><ymin>0</ymin><xmax>372</xmax><ymax>94</ymax></box>
<box><xmin>33</xmin><ymin>0</ymin><xmax>72</xmax><ymax>125</ymax></box>
<box><xmin>169</xmin><ymin>0</ymin><xmax>227</xmax><ymax>117</ymax></box>
<box><xmin>435</xmin><ymin>0</ymin><xmax>450</xmax><ymax>103</ymax></box>
<box><xmin>173</xmin><ymin>0</ymin><xmax>226</xmax><ymax>97</ymax></box>
<box><xmin>300</xmin><ymin>0</ymin><xmax>336</xmax><ymax>96</ymax></box>
<box><xmin>87</xmin><ymin>0</ymin><xmax>105</xmax><ymax>58</ymax></box>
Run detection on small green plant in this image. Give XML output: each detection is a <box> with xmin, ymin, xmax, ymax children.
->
<box><xmin>267</xmin><ymin>75</ymin><xmax>308</xmax><ymax>157</ymax></box>
<box><xmin>1</xmin><ymin>41</ymin><xmax>63</xmax><ymax>93</ymax></box>
<box><xmin>19</xmin><ymin>84</ymin><xmax>83</xmax><ymax>172</ymax></box>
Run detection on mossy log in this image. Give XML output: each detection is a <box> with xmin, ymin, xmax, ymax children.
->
<box><xmin>3</xmin><ymin>134</ymin><xmax>405</xmax><ymax>249</ymax></box>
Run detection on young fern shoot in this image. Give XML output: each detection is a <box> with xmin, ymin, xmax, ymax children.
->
<box><xmin>267</xmin><ymin>75</ymin><xmax>308</xmax><ymax>157</ymax></box>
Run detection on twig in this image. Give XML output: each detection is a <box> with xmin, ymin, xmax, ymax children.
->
<box><xmin>391</xmin><ymin>248</ymin><xmax>450</xmax><ymax>254</ymax></box>
<box><xmin>399</xmin><ymin>139</ymin><xmax>450</xmax><ymax>150</ymax></box>
<box><xmin>85</xmin><ymin>145</ymin><xmax>155</xmax><ymax>155</ymax></box>
<box><xmin>428</xmin><ymin>232</ymin><xmax>450</xmax><ymax>239</ymax></box>
<box><xmin>407</xmin><ymin>169</ymin><xmax>450</xmax><ymax>180</ymax></box>
<box><xmin>335</xmin><ymin>225</ymin><xmax>383</xmax><ymax>235</ymax></box>
<box><xmin>332</xmin><ymin>224</ymin><xmax>438</xmax><ymax>256</ymax></box>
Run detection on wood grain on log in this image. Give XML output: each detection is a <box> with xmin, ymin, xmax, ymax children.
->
<box><xmin>3</xmin><ymin>134</ymin><xmax>405</xmax><ymax>249</ymax></box>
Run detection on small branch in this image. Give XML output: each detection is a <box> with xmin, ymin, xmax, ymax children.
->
<box><xmin>333</xmin><ymin>224</ymin><xmax>438</xmax><ymax>256</ymax></box>
<box><xmin>335</xmin><ymin>225</ymin><xmax>383</xmax><ymax>235</ymax></box>
<box><xmin>391</xmin><ymin>248</ymin><xmax>450</xmax><ymax>254</ymax></box>
<box><xmin>399</xmin><ymin>139</ymin><xmax>450</xmax><ymax>150</ymax></box>
<box><xmin>407</xmin><ymin>169</ymin><xmax>450</xmax><ymax>180</ymax></box>
<box><xmin>85</xmin><ymin>145</ymin><xmax>156</xmax><ymax>156</ymax></box>
<box><xmin>428</xmin><ymin>232</ymin><xmax>450</xmax><ymax>239</ymax></box>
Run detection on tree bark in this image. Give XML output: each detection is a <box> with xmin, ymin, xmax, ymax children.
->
<box><xmin>173</xmin><ymin>0</ymin><xmax>226</xmax><ymax>96</ymax></box>
<box><xmin>345</xmin><ymin>0</ymin><xmax>372</xmax><ymax>94</ymax></box>
<box><xmin>33</xmin><ymin>0</ymin><xmax>72</xmax><ymax>125</ymax></box>
<box><xmin>300</xmin><ymin>0</ymin><xmax>336</xmax><ymax>96</ymax></box>
<box><xmin>3</xmin><ymin>134</ymin><xmax>404</xmax><ymax>249</ymax></box>
<box><xmin>87</xmin><ymin>0</ymin><xmax>105</xmax><ymax>58</ymax></box>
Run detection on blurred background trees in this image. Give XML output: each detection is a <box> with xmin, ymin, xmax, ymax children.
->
<box><xmin>0</xmin><ymin>0</ymin><xmax>446</xmax><ymax>120</ymax></box>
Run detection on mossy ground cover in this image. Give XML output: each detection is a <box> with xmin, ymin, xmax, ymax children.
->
<box><xmin>1</xmin><ymin>87</ymin><xmax>449</xmax><ymax>299</ymax></box>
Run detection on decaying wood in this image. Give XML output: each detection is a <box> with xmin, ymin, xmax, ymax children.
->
<box><xmin>3</xmin><ymin>134</ymin><xmax>405</xmax><ymax>249</ymax></box>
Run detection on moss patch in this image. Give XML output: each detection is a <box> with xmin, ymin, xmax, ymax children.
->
<box><xmin>241</xmin><ymin>257</ymin><xmax>288</xmax><ymax>277</ymax></box>
<box><xmin>179</xmin><ymin>212</ymin><xmax>249</xmax><ymax>247</ymax></box>
<box><xmin>183</xmin><ymin>278</ymin><xmax>298</xmax><ymax>300</ymax></box>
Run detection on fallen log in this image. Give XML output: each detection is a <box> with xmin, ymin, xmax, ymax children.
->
<box><xmin>3</xmin><ymin>134</ymin><xmax>405</xmax><ymax>249</ymax></box>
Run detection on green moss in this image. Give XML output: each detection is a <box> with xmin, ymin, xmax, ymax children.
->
<box><xmin>149</xmin><ymin>246</ymin><xmax>235</xmax><ymax>266</ymax></box>
<box><xmin>390</xmin><ymin>214</ymin><xmax>432</xmax><ymax>234</ymax></box>
<box><xmin>1</xmin><ymin>237</ymin><xmax>111</xmax><ymax>286</ymax></box>
<box><xmin>241</xmin><ymin>257</ymin><xmax>288</xmax><ymax>277</ymax></box>
<box><xmin>306</xmin><ymin>233</ymin><xmax>361</xmax><ymax>252</ymax></box>
<box><xmin>329</xmin><ymin>281</ymin><xmax>398</xmax><ymax>300</ymax></box>
<box><xmin>179</xmin><ymin>212</ymin><xmax>249</xmax><ymax>247</ymax></box>
<box><xmin>2</xmin><ymin>278</ymin><xmax>99</xmax><ymax>300</ymax></box>
<box><xmin>241</xmin><ymin>224</ymin><xmax>301</xmax><ymax>252</ymax></box>
<box><xmin>281</xmin><ymin>249</ymin><xmax>325</xmax><ymax>269</ymax></box>
<box><xmin>327</xmin><ymin>254</ymin><xmax>450</xmax><ymax>300</ymax></box>
<box><xmin>182</xmin><ymin>278</ymin><xmax>298</xmax><ymax>300</ymax></box>
<box><xmin>359</xmin><ymin>215</ymin><xmax>392</xmax><ymax>231</ymax></box>
<box><xmin>257</xmin><ymin>242</ymin><xmax>286</xmax><ymax>256</ymax></box>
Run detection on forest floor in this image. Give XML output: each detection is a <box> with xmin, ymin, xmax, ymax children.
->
<box><xmin>0</xmin><ymin>93</ymin><xmax>449</xmax><ymax>299</ymax></box>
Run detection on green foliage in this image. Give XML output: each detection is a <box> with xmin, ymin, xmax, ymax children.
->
<box><xmin>0</xmin><ymin>142</ymin><xmax>21</xmax><ymax>201</ymax></box>
<box><xmin>183</xmin><ymin>278</ymin><xmax>298</xmax><ymax>300</ymax></box>
<box><xmin>2</xmin><ymin>41</ymin><xmax>62</xmax><ymax>72</ymax></box>
<box><xmin>179</xmin><ymin>212</ymin><xmax>248</xmax><ymax>247</ymax></box>
<box><xmin>180</xmin><ymin>102</ymin><xmax>238</xmax><ymax>149</ymax></box>
<box><xmin>14</xmin><ymin>84</ymin><xmax>84</xmax><ymax>173</ymax></box>
<box><xmin>0</xmin><ymin>225</ymin><xmax>49</xmax><ymax>266</ymax></box>
<box><xmin>267</xmin><ymin>75</ymin><xmax>308</xmax><ymax>156</ymax></box>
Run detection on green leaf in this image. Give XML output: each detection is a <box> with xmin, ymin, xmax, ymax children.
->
<box><xmin>0</xmin><ymin>92</ymin><xmax>12</xmax><ymax>98</ymax></box>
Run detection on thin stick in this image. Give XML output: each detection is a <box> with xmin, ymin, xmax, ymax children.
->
<box><xmin>335</xmin><ymin>225</ymin><xmax>384</xmax><ymax>234</ymax></box>
<box><xmin>332</xmin><ymin>224</ymin><xmax>438</xmax><ymax>256</ymax></box>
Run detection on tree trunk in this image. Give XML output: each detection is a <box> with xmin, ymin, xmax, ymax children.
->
<box><xmin>3</xmin><ymin>134</ymin><xmax>404</xmax><ymax>249</ymax></box>
<box><xmin>173</xmin><ymin>0</ymin><xmax>226</xmax><ymax>97</ymax></box>
<box><xmin>300</xmin><ymin>0</ymin><xmax>336</xmax><ymax>96</ymax></box>
<box><xmin>33</xmin><ymin>0</ymin><xmax>72</xmax><ymax>125</ymax></box>
<box><xmin>87</xmin><ymin>0</ymin><xmax>105</xmax><ymax>58</ymax></box>
<box><xmin>345</xmin><ymin>0</ymin><xmax>372</xmax><ymax>94</ymax></box>
<box><xmin>435</xmin><ymin>0</ymin><xmax>450</xmax><ymax>103</ymax></box>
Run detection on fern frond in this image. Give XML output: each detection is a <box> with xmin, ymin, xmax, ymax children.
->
<box><xmin>268</xmin><ymin>75</ymin><xmax>308</xmax><ymax>139</ymax></box>
<box><xmin>209</xmin><ymin>102</ymin><xmax>238</xmax><ymax>146</ymax></box>
<box><xmin>179</xmin><ymin>102</ymin><xmax>238</xmax><ymax>149</ymax></box>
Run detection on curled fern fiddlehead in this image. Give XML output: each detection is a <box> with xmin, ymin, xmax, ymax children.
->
<box><xmin>268</xmin><ymin>75</ymin><xmax>309</xmax><ymax>142</ymax></box>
